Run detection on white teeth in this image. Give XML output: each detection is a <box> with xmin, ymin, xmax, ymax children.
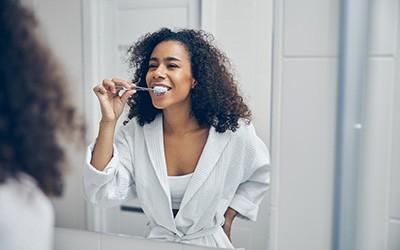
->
<box><xmin>152</xmin><ymin>86</ymin><xmax>169</xmax><ymax>94</ymax></box>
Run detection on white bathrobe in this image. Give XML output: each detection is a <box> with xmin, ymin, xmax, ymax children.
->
<box><xmin>0</xmin><ymin>173</ymin><xmax>54</xmax><ymax>250</ymax></box>
<box><xmin>83</xmin><ymin>115</ymin><xmax>270</xmax><ymax>249</ymax></box>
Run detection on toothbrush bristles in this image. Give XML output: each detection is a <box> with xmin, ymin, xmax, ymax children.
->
<box><xmin>153</xmin><ymin>86</ymin><xmax>168</xmax><ymax>94</ymax></box>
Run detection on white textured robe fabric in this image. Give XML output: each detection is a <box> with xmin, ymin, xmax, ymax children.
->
<box><xmin>83</xmin><ymin>115</ymin><xmax>270</xmax><ymax>249</ymax></box>
<box><xmin>0</xmin><ymin>173</ymin><xmax>54</xmax><ymax>250</ymax></box>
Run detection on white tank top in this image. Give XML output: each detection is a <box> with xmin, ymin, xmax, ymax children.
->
<box><xmin>168</xmin><ymin>173</ymin><xmax>193</xmax><ymax>210</ymax></box>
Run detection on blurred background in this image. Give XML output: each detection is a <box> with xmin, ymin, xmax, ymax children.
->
<box><xmin>19</xmin><ymin>0</ymin><xmax>399</xmax><ymax>250</ymax></box>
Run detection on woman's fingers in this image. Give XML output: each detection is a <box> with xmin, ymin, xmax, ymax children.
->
<box><xmin>94</xmin><ymin>78</ymin><xmax>129</xmax><ymax>94</ymax></box>
<box><xmin>110</xmin><ymin>78</ymin><xmax>136</xmax><ymax>104</ymax></box>
<box><xmin>93</xmin><ymin>84</ymin><xmax>106</xmax><ymax>94</ymax></box>
<box><xmin>102</xmin><ymin>79</ymin><xmax>118</xmax><ymax>94</ymax></box>
<box><xmin>92</xmin><ymin>78</ymin><xmax>137</xmax><ymax>119</ymax></box>
<box><xmin>92</xmin><ymin>78</ymin><xmax>138</xmax><ymax>106</ymax></box>
<box><xmin>93</xmin><ymin>79</ymin><xmax>113</xmax><ymax>97</ymax></box>
<box><xmin>120</xmin><ymin>88</ymin><xmax>136</xmax><ymax>104</ymax></box>
<box><xmin>111</xmin><ymin>78</ymin><xmax>135</xmax><ymax>92</ymax></box>
<box><xmin>93</xmin><ymin>78</ymin><xmax>136</xmax><ymax>97</ymax></box>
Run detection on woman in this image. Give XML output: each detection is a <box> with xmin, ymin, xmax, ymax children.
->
<box><xmin>0</xmin><ymin>1</ymin><xmax>83</xmax><ymax>250</ymax></box>
<box><xmin>83</xmin><ymin>28</ymin><xmax>270</xmax><ymax>249</ymax></box>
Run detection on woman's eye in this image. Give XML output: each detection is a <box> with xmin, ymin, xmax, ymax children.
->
<box><xmin>168</xmin><ymin>64</ymin><xmax>178</xmax><ymax>68</ymax></box>
<box><xmin>148</xmin><ymin>64</ymin><xmax>157</xmax><ymax>69</ymax></box>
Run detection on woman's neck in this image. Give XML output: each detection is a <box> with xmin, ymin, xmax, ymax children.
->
<box><xmin>162</xmin><ymin>108</ymin><xmax>202</xmax><ymax>135</ymax></box>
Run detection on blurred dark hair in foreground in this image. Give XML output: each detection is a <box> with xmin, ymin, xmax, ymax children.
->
<box><xmin>0</xmin><ymin>0</ymin><xmax>85</xmax><ymax>196</ymax></box>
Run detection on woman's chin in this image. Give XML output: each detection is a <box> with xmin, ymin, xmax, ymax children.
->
<box><xmin>151</xmin><ymin>102</ymin><xmax>166</xmax><ymax>110</ymax></box>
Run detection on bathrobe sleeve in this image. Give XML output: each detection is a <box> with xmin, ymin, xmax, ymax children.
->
<box><xmin>229</xmin><ymin>124</ymin><xmax>270</xmax><ymax>222</ymax></box>
<box><xmin>82</xmin><ymin>124</ymin><xmax>137</xmax><ymax>207</ymax></box>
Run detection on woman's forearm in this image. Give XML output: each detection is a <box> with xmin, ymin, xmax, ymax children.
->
<box><xmin>223</xmin><ymin>207</ymin><xmax>238</xmax><ymax>241</ymax></box>
<box><xmin>90</xmin><ymin>120</ymin><xmax>117</xmax><ymax>171</ymax></box>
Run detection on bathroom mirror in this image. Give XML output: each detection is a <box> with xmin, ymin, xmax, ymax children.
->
<box><xmin>21</xmin><ymin>0</ymin><xmax>273</xmax><ymax>249</ymax></box>
<box><xmin>19</xmin><ymin>0</ymin><xmax>400</xmax><ymax>249</ymax></box>
<box><xmin>80</xmin><ymin>1</ymin><xmax>273</xmax><ymax>250</ymax></box>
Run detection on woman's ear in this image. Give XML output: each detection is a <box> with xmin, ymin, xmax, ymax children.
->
<box><xmin>191</xmin><ymin>79</ymin><xmax>197</xmax><ymax>89</ymax></box>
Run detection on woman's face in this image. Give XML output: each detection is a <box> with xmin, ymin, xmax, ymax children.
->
<box><xmin>145</xmin><ymin>40</ymin><xmax>195</xmax><ymax>111</ymax></box>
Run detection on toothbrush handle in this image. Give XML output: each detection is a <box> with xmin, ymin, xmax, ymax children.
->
<box><xmin>132</xmin><ymin>86</ymin><xmax>152</xmax><ymax>91</ymax></box>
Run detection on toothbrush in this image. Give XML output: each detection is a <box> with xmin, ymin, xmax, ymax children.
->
<box><xmin>119</xmin><ymin>86</ymin><xmax>169</xmax><ymax>94</ymax></box>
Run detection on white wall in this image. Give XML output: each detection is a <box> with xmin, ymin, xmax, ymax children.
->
<box><xmin>270</xmin><ymin>1</ymin><xmax>400</xmax><ymax>250</ymax></box>
<box><xmin>270</xmin><ymin>0</ymin><xmax>339</xmax><ymax>249</ymax></box>
<box><xmin>211</xmin><ymin>0</ymin><xmax>273</xmax><ymax>145</ymax></box>
<box><xmin>206</xmin><ymin>0</ymin><xmax>273</xmax><ymax>249</ymax></box>
<box><xmin>357</xmin><ymin>0</ymin><xmax>400</xmax><ymax>249</ymax></box>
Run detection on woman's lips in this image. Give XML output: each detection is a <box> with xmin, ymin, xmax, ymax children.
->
<box><xmin>151</xmin><ymin>83</ymin><xmax>171</xmax><ymax>89</ymax></box>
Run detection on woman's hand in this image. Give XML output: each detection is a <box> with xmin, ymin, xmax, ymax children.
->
<box><xmin>93</xmin><ymin>78</ymin><xmax>136</xmax><ymax>122</ymax></box>
<box><xmin>223</xmin><ymin>207</ymin><xmax>238</xmax><ymax>242</ymax></box>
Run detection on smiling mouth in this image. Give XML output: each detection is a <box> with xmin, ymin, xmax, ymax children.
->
<box><xmin>151</xmin><ymin>84</ymin><xmax>171</xmax><ymax>95</ymax></box>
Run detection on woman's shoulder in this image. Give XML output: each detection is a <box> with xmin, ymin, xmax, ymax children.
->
<box><xmin>0</xmin><ymin>173</ymin><xmax>54</xmax><ymax>247</ymax></box>
<box><xmin>230</xmin><ymin>120</ymin><xmax>270</xmax><ymax>162</ymax></box>
<box><xmin>232</xmin><ymin>119</ymin><xmax>257</xmax><ymax>137</ymax></box>
<box><xmin>0</xmin><ymin>173</ymin><xmax>53</xmax><ymax>217</ymax></box>
<box><xmin>225</xmin><ymin>119</ymin><xmax>259</xmax><ymax>145</ymax></box>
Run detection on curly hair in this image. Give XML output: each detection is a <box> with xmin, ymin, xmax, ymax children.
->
<box><xmin>125</xmin><ymin>28</ymin><xmax>251</xmax><ymax>133</ymax></box>
<box><xmin>0</xmin><ymin>0</ymin><xmax>84</xmax><ymax>196</ymax></box>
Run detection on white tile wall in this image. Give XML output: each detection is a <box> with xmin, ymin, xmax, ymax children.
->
<box><xmin>268</xmin><ymin>207</ymin><xmax>278</xmax><ymax>250</ymax></box>
<box><xmin>278</xmin><ymin>59</ymin><xmax>337</xmax><ymax>250</ymax></box>
<box><xmin>356</xmin><ymin>1</ymin><xmax>400</xmax><ymax>250</ymax></box>
<box><xmin>390</xmin><ymin>162</ymin><xmax>400</xmax><ymax>217</ymax></box>
<box><xmin>220</xmin><ymin>0</ymin><xmax>256</xmax><ymax>19</ymax></box>
<box><xmin>388</xmin><ymin>0</ymin><xmax>400</xmax><ymax>227</ymax></box>
<box><xmin>389</xmin><ymin>60</ymin><xmax>400</xmax><ymax>219</ymax></box>
<box><xmin>387</xmin><ymin>2</ymin><xmax>400</xmax><ymax>250</ymax></box>
<box><xmin>369</xmin><ymin>0</ymin><xmax>399</xmax><ymax>56</ymax></box>
<box><xmin>388</xmin><ymin>222</ymin><xmax>400</xmax><ymax>250</ymax></box>
<box><xmin>271</xmin><ymin>0</ymin><xmax>339</xmax><ymax>250</ymax></box>
<box><xmin>230</xmin><ymin>227</ymin><xmax>252</xmax><ymax>249</ymax></box>
<box><xmin>117</xmin><ymin>6</ymin><xmax>188</xmax><ymax>45</ymax></box>
<box><xmin>216</xmin><ymin>2</ymin><xmax>271</xmax><ymax>144</ymax></box>
<box><xmin>357</xmin><ymin>58</ymin><xmax>395</xmax><ymax>250</ymax></box>
<box><xmin>213</xmin><ymin>1</ymin><xmax>273</xmax><ymax>249</ymax></box>
<box><xmin>283</xmin><ymin>0</ymin><xmax>339</xmax><ymax>57</ymax></box>
<box><xmin>272</xmin><ymin>1</ymin><xmax>400</xmax><ymax>250</ymax></box>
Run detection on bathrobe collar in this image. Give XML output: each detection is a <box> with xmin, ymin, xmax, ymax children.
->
<box><xmin>143</xmin><ymin>114</ymin><xmax>232</xmax><ymax>215</ymax></box>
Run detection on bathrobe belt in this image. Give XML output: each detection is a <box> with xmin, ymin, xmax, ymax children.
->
<box><xmin>146</xmin><ymin>224</ymin><xmax>221</xmax><ymax>243</ymax></box>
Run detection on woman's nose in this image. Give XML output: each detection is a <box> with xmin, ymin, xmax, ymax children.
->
<box><xmin>153</xmin><ymin>67</ymin><xmax>165</xmax><ymax>79</ymax></box>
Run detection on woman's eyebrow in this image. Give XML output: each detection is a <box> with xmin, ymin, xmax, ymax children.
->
<box><xmin>149</xmin><ymin>56</ymin><xmax>182</xmax><ymax>63</ymax></box>
<box><xmin>164</xmin><ymin>56</ymin><xmax>181</xmax><ymax>62</ymax></box>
